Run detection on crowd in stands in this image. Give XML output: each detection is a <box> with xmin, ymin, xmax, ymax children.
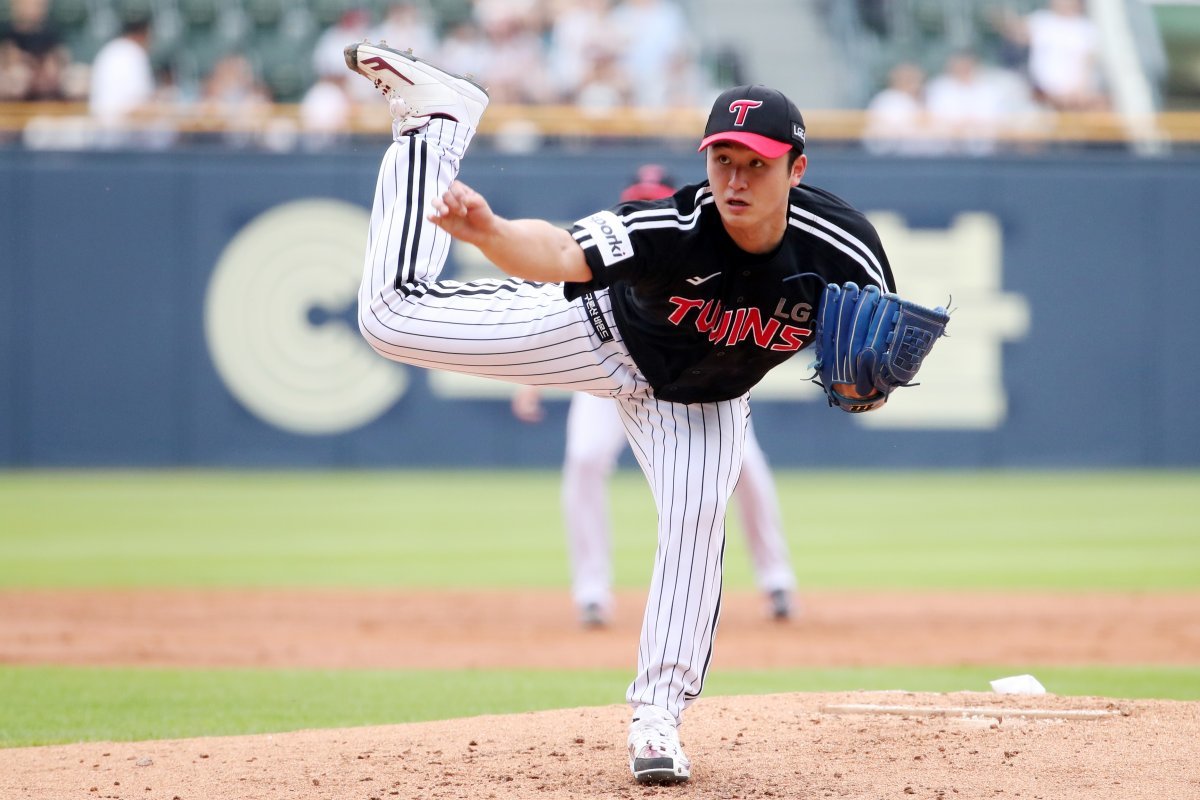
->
<box><xmin>0</xmin><ymin>0</ymin><xmax>83</xmax><ymax>102</ymax></box>
<box><xmin>2</xmin><ymin>0</ymin><xmax>710</xmax><ymax>141</ymax></box>
<box><xmin>1</xmin><ymin>0</ymin><xmax>1112</xmax><ymax>153</ymax></box>
<box><xmin>861</xmin><ymin>0</ymin><xmax>1109</xmax><ymax>155</ymax></box>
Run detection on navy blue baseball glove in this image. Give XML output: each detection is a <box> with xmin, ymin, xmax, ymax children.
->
<box><xmin>813</xmin><ymin>282</ymin><xmax>950</xmax><ymax>413</ymax></box>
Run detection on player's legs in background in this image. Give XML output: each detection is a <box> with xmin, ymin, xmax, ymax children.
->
<box><xmin>616</xmin><ymin>393</ymin><xmax>747</xmax><ymax>726</ymax></box>
<box><xmin>562</xmin><ymin>392</ymin><xmax>627</xmax><ymax>626</ymax></box>
<box><xmin>733</xmin><ymin>420</ymin><xmax>798</xmax><ymax>619</ymax></box>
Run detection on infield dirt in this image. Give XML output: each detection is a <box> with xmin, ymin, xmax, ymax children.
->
<box><xmin>1</xmin><ymin>588</ymin><xmax>1198</xmax><ymax>799</ymax></box>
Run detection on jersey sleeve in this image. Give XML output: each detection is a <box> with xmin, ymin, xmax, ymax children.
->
<box><xmin>562</xmin><ymin>199</ymin><xmax>678</xmax><ymax>301</ymax></box>
<box><xmin>562</xmin><ymin>207</ymin><xmax>644</xmax><ymax>301</ymax></box>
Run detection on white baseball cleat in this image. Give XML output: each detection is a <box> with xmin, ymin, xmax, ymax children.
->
<box><xmin>627</xmin><ymin>705</ymin><xmax>691</xmax><ymax>784</ymax></box>
<box><xmin>343</xmin><ymin>41</ymin><xmax>489</xmax><ymax>134</ymax></box>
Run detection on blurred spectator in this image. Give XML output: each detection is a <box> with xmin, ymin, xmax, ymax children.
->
<box><xmin>862</xmin><ymin>61</ymin><xmax>938</xmax><ymax>156</ymax></box>
<box><xmin>608</xmin><ymin>0</ymin><xmax>692</xmax><ymax>107</ymax></box>
<box><xmin>2</xmin><ymin>0</ymin><xmax>60</xmax><ymax>61</ymax></box>
<box><xmin>153</xmin><ymin>63</ymin><xmax>189</xmax><ymax>108</ymax></box>
<box><xmin>89</xmin><ymin>17</ymin><xmax>155</xmax><ymax>122</ymax></box>
<box><xmin>200</xmin><ymin>53</ymin><xmax>273</xmax><ymax>147</ymax></box>
<box><xmin>924</xmin><ymin>50</ymin><xmax>1011</xmax><ymax>156</ymax></box>
<box><xmin>300</xmin><ymin>73</ymin><xmax>354</xmax><ymax>149</ymax></box>
<box><xmin>26</xmin><ymin>43</ymin><xmax>73</xmax><ymax>100</ymax></box>
<box><xmin>437</xmin><ymin>19</ymin><xmax>493</xmax><ymax>85</ymax></box>
<box><xmin>546</xmin><ymin>0</ymin><xmax>618</xmax><ymax>102</ymax></box>
<box><xmin>313</xmin><ymin>8</ymin><xmax>373</xmax><ymax>101</ymax></box>
<box><xmin>657</xmin><ymin>44</ymin><xmax>710</xmax><ymax>108</ymax></box>
<box><xmin>88</xmin><ymin>16</ymin><xmax>175</xmax><ymax>147</ymax></box>
<box><xmin>574</xmin><ymin>46</ymin><xmax>633</xmax><ymax>112</ymax></box>
<box><xmin>999</xmin><ymin>0</ymin><xmax>1107</xmax><ymax>112</ymax></box>
<box><xmin>474</xmin><ymin>0</ymin><xmax>546</xmax><ymax>33</ymax></box>
<box><xmin>0</xmin><ymin>0</ymin><xmax>74</xmax><ymax>101</ymax></box>
<box><xmin>475</xmin><ymin>8</ymin><xmax>554</xmax><ymax>104</ymax></box>
<box><xmin>201</xmin><ymin>54</ymin><xmax>269</xmax><ymax>108</ymax></box>
<box><xmin>370</xmin><ymin>1</ymin><xmax>438</xmax><ymax>60</ymax></box>
<box><xmin>0</xmin><ymin>39</ymin><xmax>35</xmax><ymax>100</ymax></box>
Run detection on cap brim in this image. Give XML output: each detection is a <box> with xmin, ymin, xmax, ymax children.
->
<box><xmin>698</xmin><ymin>131</ymin><xmax>792</xmax><ymax>159</ymax></box>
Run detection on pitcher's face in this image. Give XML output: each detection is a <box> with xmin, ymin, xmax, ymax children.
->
<box><xmin>706</xmin><ymin>143</ymin><xmax>805</xmax><ymax>239</ymax></box>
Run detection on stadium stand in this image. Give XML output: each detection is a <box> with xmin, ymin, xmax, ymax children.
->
<box><xmin>1152</xmin><ymin>0</ymin><xmax>1200</xmax><ymax>109</ymax></box>
<box><xmin>3</xmin><ymin>0</ymin><xmax>1200</xmax><ymax>149</ymax></box>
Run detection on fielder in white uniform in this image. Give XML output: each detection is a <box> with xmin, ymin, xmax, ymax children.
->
<box><xmin>344</xmin><ymin>41</ymin><xmax>895</xmax><ymax>785</ymax></box>
<box><xmin>515</xmin><ymin>388</ymin><xmax>796</xmax><ymax>625</ymax></box>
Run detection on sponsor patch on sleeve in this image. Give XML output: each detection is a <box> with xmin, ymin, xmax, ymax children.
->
<box><xmin>576</xmin><ymin>210</ymin><xmax>634</xmax><ymax>267</ymax></box>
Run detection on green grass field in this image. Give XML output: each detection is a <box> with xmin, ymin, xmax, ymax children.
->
<box><xmin>1</xmin><ymin>469</ymin><xmax>1197</xmax><ymax>748</ymax></box>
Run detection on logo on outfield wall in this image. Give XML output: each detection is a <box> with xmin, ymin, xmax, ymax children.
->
<box><xmin>204</xmin><ymin>199</ymin><xmax>407</xmax><ymax>435</ymax></box>
<box><xmin>861</xmin><ymin>212</ymin><xmax>1030</xmax><ymax>430</ymax></box>
<box><xmin>205</xmin><ymin>204</ymin><xmax>1029</xmax><ymax>435</ymax></box>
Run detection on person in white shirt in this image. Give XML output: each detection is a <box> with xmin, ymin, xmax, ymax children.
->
<box><xmin>370</xmin><ymin>1</ymin><xmax>439</xmax><ymax>65</ymax></box>
<box><xmin>1025</xmin><ymin>0</ymin><xmax>1106</xmax><ymax>110</ymax></box>
<box><xmin>312</xmin><ymin>8</ymin><xmax>373</xmax><ymax>102</ymax></box>
<box><xmin>547</xmin><ymin>0</ymin><xmax>618</xmax><ymax>102</ymax></box>
<box><xmin>609</xmin><ymin>0</ymin><xmax>692</xmax><ymax>107</ymax></box>
<box><xmin>862</xmin><ymin>61</ymin><xmax>940</xmax><ymax>156</ymax></box>
<box><xmin>88</xmin><ymin>18</ymin><xmax>155</xmax><ymax>126</ymax></box>
<box><xmin>998</xmin><ymin>0</ymin><xmax>1107</xmax><ymax>111</ymax></box>
<box><xmin>300</xmin><ymin>74</ymin><xmax>353</xmax><ymax>149</ymax></box>
<box><xmin>925</xmin><ymin>50</ymin><xmax>1011</xmax><ymax>156</ymax></box>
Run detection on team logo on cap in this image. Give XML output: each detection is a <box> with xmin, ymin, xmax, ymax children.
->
<box><xmin>728</xmin><ymin>99</ymin><xmax>763</xmax><ymax>126</ymax></box>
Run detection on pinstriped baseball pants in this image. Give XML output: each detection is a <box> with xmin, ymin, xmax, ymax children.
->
<box><xmin>357</xmin><ymin>120</ymin><xmax>749</xmax><ymax>725</ymax></box>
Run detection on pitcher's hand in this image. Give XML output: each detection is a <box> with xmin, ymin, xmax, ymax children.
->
<box><xmin>429</xmin><ymin>181</ymin><xmax>498</xmax><ymax>245</ymax></box>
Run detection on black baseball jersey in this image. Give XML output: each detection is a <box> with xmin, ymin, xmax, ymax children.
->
<box><xmin>566</xmin><ymin>181</ymin><xmax>896</xmax><ymax>403</ymax></box>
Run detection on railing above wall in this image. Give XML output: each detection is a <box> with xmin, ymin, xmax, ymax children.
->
<box><xmin>4</xmin><ymin>102</ymin><xmax>1200</xmax><ymax>151</ymax></box>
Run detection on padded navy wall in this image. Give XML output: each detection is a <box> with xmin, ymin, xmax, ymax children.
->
<box><xmin>2</xmin><ymin>145</ymin><xmax>1197</xmax><ymax>467</ymax></box>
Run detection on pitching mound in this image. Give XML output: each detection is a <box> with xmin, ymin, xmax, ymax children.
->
<box><xmin>3</xmin><ymin>589</ymin><xmax>1198</xmax><ymax>797</ymax></box>
<box><xmin>3</xmin><ymin>691</ymin><xmax>1197</xmax><ymax>799</ymax></box>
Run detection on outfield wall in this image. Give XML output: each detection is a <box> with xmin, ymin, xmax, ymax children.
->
<box><xmin>2</xmin><ymin>146</ymin><xmax>1198</xmax><ymax>468</ymax></box>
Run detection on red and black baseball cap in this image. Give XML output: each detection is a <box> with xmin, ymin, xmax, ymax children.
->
<box><xmin>698</xmin><ymin>85</ymin><xmax>807</xmax><ymax>159</ymax></box>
